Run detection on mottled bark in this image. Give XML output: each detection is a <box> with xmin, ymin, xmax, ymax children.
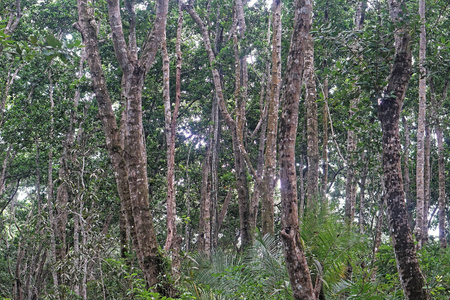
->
<box><xmin>378</xmin><ymin>1</ymin><xmax>429</xmax><ymax>298</ymax></box>
<box><xmin>162</xmin><ymin>2</ymin><xmax>182</xmax><ymax>251</ymax></box>
<box><xmin>304</xmin><ymin>15</ymin><xmax>319</xmax><ymax>210</ymax></box>
<box><xmin>261</xmin><ymin>0</ymin><xmax>281</xmax><ymax>235</ymax></box>
<box><xmin>279</xmin><ymin>0</ymin><xmax>316</xmax><ymax>298</ymax></box>
<box><xmin>402</xmin><ymin>115</ymin><xmax>413</xmax><ymax>225</ymax></box>
<box><xmin>414</xmin><ymin>0</ymin><xmax>427</xmax><ymax>247</ymax></box>
<box><xmin>422</xmin><ymin>124</ymin><xmax>430</xmax><ymax>245</ymax></box>
<box><xmin>4</xmin><ymin>0</ymin><xmax>21</xmax><ymax>36</ymax></box>
<box><xmin>345</xmin><ymin>0</ymin><xmax>367</xmax><ymax>226</ymax></box>
<box><xmin>75</xmin><ymin>0</ymin><xmax>169</xmax><ymax>289</ymax></box>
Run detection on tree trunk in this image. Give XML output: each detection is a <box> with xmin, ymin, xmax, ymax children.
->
<box><xmin>402</xmin><ymin>115</ymin><xmax>413</xmax><ymax>225</ymax></box>
<box><xmin>321</xmin><ymin>78</ymin><xmax>329</xmax><ymax>198</ymax></box>
<box><xmin>414</xmin><ymin>0</ymin><xmax>426</xmax><ymax>248</ymax></box>
<box><xmin>422</xmin><ymin>124</ymin><xmax>430</xmax><ymax>245</ymax></box>
<box><xmin>436</xmin><ymin>126</ymin><xmax>446</xmax><ymax>248</ymax></box>
<box><xmin>198</xmin><ymin>147</ymin><xmax>211</xmax><ymax>253</ymax></box>
<box><xmin>75</xmin><ymin>0</ymin><xmax>169</xmax><ymax>290</ymax></box>
<box><xmin>304</xmin><ymin>15</ymin><xmax>319</xmax><ymax>210</ymax></box>
<box><xmin>344</xmin><ymin>0</ymin><xmax>367</xmax><ymax>226</ymax></box>
<box><xmin>185</xmin><ymin>3</ymin><xmax>253</xmax><ymax>248</ymax></box>
<box><xmin>279</xmin><ymin>0</ymin><xmax>316</xmax><ymax>298</ymax></box>
<box><xmin>378</xmin><ymin>1</ymin><xmax>429</xmax><ymax>298</ymax></box>
<box><xmin>430</xmin><ymin>78</ymin><xmax>447</xmax><ymax>248</ymax></box>
<box><xmin>261</xmin><ymin>0</ymin><xmax>281</xmax><ymax>235</ymax></box>
<box><xmin>162</xmin><ymin>2</ymin><xmax>182</xmax><ymax>251</ymax></box>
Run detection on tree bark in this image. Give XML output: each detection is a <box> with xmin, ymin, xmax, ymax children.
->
<box><xmin>422</xmin><ymin>124</ymin><xmax>430</xmax><ymax>245</ymax></box>
<box><xmin>279</xmin><ymin>0</ymin><xmax>316</xmax><ymax>298</ymax></box>
<box><xmin>402</xmin><ymin>115</ymin><xmax>413</xmax><ymax>225</ymax></box>
<box><xmin>430</xmin><ymin>79</ymin><xmax>447</xmax><ymax>248</ymax></box>
<box><xmin>304</xmin><ymin>11</ymin><xmax>319</xmax><ymax>210</ymax></box>
<box><xmin>75</xmin><ymin>0</ymin><xmax>169</xmax><ymax>290</ymax></box>
<box><xmin>378</xmin><ymin>1</ymin><xmax>429</xmax><ymax>298</ymax></box>
<box><xmin>198</xmin><ymin>147</ymin><xmax>211</xmax><ymax>253</ymax></box>
<box><xmin>414</xmin><ymin>0</ymin><xmax>427</xmax><ymax>248</ymax></box>
<box><xmin>261</xmin><ymin>0</ymin><xmax>281</xmax><ymax>235</ymax></box>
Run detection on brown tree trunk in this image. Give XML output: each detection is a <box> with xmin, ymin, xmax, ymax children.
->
<box><xmin>162</xmin><ymin>2</ymin><xmax>182</xmax><ymax>252</ymax></box>
<box><xmin>378</xmin><ymin>1</ymin><xmax>429</xmax><ymax>298</ymax></box>
<box><xmin>261</xmin><ymin>0</ymin><xmax>281</xmax><ymax>235</ymax></box>
<box><xmin>304</xmin><ymin>15</ymin><xmax>319</xmax><ymax>210</ymax></box>
<box><xmin>415</xmin><ymin>0</ymin><xmax>427</xmax><ymax>248</ymax></box>
<box><xmin>359</xmin><ymin>153</ymin><xmax>369</xmax><ymax>233</ymax></box>
<box><xmin>75</xmin><ymin>0</ymin><xmax>169</xmax><ymax>290</ymax></box>
<box><xmin>279</xmin><ymin>0</ymin><xmax>316</xmax><ymax>298</ymax></box>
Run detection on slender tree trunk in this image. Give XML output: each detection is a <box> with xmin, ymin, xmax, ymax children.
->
<box><xmin>321</xmin><ymin>78</ymin><xmax>329</xmax><ymax>198</ymax></box>
<box><xmin>371</xmin><ymin>191</ymin><xmax>385</xmax><ymax>282</ymax></box>
<box><xmin>436</xmin><ymin>126</ymin><xmax>446</xmax><ymax>248</ymax></box>
<box><xmin>185</xmin><ymin>3</ymin><xmax>254</xmax><ymax>248</ymax></box>
<box><xmin>415</xmin><ymin>0</ymin><xmax>427</xmax><ymax>248</ymax></box>
<box><xmin>345</xmin><ymin>0</ymin><xmax>367</xmax><ymax>226</ymax></box>
<box><xmin>422</xmin><ymin>124</ymin><xmax>430</xmax><ymax>245</ymax></box>
<box><xmin>279</xmin><ymin>0</ymin><xmax>316</xmax><ymax>298</ymax></box>
<box><xmin>304</xmin><ymin>14</ymin><xmax>319</xmax><ymax>210</ymax></box>
<box><xmin>261</xmin><ymin>0</ymin><xmax>281</xmax><ymax>235</ymax></box>
<box><xmin>430</xmin><ymin>79</ymin><xmax>447</xmax><ymax>248</ymax></box>
<box><xmin>378</xmin><ymin>1</ymin><xmax>429</xmax><ymax>298</ymax></box>
<box><xmin>359</xmin><ymin>153</ymin><xmax>369</xmax><ymax>233</ymax></box>
<box><xmin>402</xmin><ymin>115</ymin><xmax>413</xmax><ymax>225</ymax></box>
<box><xmin>198</xmin><ymin>147</ymin><xmax>211</xmax><ymax>253</ymax></box>
<box><xmin>162</xmin><ymin>3</ymin><xmax>182</xmax><ymax>251</ymax></box>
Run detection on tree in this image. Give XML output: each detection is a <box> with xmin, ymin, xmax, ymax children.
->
<box><xmin>377</xmin><ymin>0</ymin><xmax>429</xmax><ymax>298</ymax></box>
<box><xmin>279</xmin><ymin>0</ymin><xmax>316</xmax><ymax>298</ymax></box>
<box><xmin>74</xmin><ymin>0</ymin><xmax>170</xmax><ymax>290</ymax></box>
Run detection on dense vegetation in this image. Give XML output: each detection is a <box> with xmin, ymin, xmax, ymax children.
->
<box><xmin>0</xmin><ymin>0</ymin><xmax>449</xmax><ymax>299</ymax></box>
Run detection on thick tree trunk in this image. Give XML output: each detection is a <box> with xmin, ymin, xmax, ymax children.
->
<box><xmin>378</xmin><ymin>1</ymin><xmax>429</xmax><ymax>298</ymax></box>
<box><xmin>75</xmin><ymin>0</ymin><xmax>169</xmax><ymax>290</ymax></box>
<box><xmin>279</xmin><ymin>0</ymin><xmax>316</xmax><ymax>298</ymax></box>
<box><xmin>415</xmin><ymin>0</ymin><xmax>427</xmax><ymax>248</ymax></box>
<box><xmin>261</xmin><ymin>0</ymin><xmax>281</xmax><ymax>235</ymax></box>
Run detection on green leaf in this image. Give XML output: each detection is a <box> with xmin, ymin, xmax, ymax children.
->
<box><xmin>45</xmin><ymin>34</ymin><xmax>62</xmax><ymax>48</ymax></box>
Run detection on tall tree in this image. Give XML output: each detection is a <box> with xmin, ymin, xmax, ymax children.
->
<box><xmin>279</xmin><ymin>0</ymin><xmax>316</xmax><ymax>298</ymax></box>
<box><xmin>377</xmin><ymin>0</ymin><xmax>429</xmax><ymax>298</ymax></box>
<box><xmin>415</xmin><ymin>0</ymin><xmax>427</xmax><ymax>248</ymax></box>
<box><xmin>261</xmin><ymin>0</ymin><xmax>281</xmax><ymax>235</ymax></box>
<box><xmin>75</xmin><ymin>0</ymin><xmax>170</xmax><ymax>290</ymax></box>
<box><xmin>345</xmin><ymin>0</ymin><xmax>367</xmax><ymax>226</ymax></box>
